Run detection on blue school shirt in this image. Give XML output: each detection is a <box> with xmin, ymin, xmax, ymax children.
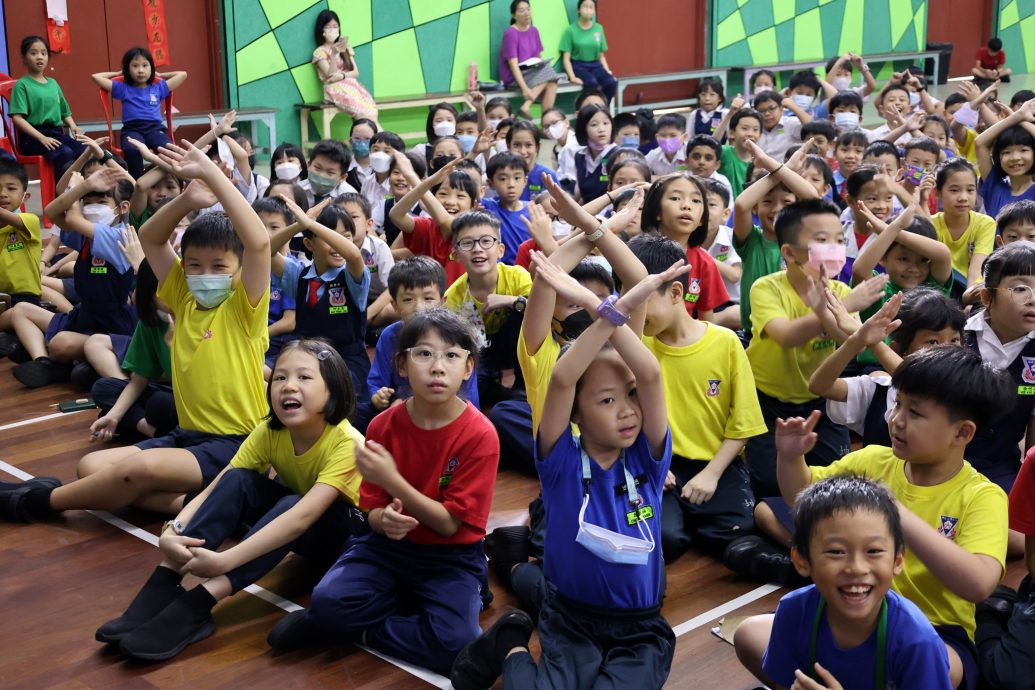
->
<box><xmin>979</xmin><ymin>173</ymin><xmax>1035</xmax><ymax>220</ymax></box>
<box><xmin>62</xmin><ymin>223</ymin><xmax>134</xmax><ymax>276</ymax></box>
<box><xmin>536</xmin><ymin>425</ymin><xmax>672</xmax><ymax>610</ymax></box>
<box><xmin>479</xmin><ymin>197</ymin><xmax>530</xmax><ymax>265</ymax></box>
<box><xmin>281</xmin><ymin>256</ymin><xmax>369</xmax><ymax>311</ymax></box>
<box><xmin>367</xmin><ymin>320</ymin><xmax>480</xmax><ymax>407</ymax></box>
<box><xmin>762</xmin><ymin>586</ymin><xmax>952</xmax><ymax>690</ymax></box>
<box><xmin>520</xmin><ymin>163</ymin><xmax>557</xmax><ymax>202</ymax></box>
<box><xmin>111</xmin><ymin>79</ymin><xmax>171</xmax><ymax>124</ymax></box>
<box><xmin>268</xmin><ymin>271</ymin><xmax>295</xmax><ymax>324</ymax></box>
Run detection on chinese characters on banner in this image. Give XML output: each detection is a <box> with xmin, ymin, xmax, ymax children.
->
<box><xmin>143</xmin><ymin>0</ymin><xmax>171</xmax><ymax>66</ymax></box>
<box><xmin>45</xmin><ymin>0</ymin><xmax>70</xmax><ymax>53</ymax></box>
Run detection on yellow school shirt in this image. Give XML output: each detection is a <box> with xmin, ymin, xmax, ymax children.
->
<box><xmin>158</xmin><ymin>261</ymin><xmax>270</xmax><ymax>436</ymax></box>
<box><xmin>746</xmin><ymin>271</ymin><xmax>852</xmax><ymax>404</ymax></box>
<box><xmin>444</xmin><ymin>263</ymin><xmax>532</xmax><ymax>337</ymax></box>
<box><xmin>931</xmin><ymin>211</ymin><xmax>995</xmax><ymax>278</ymax></box>
<box><xmin>0</xmin><ymin>214</ymin><xmax>42</xmax><ymax>296</ymax></box>
<box><xmin>231</xmin><ymin>418</ymin><xmax>362</xmax><ymax>505</ymax></box>
<box><xmin>811</xmin><ymin>446</ymin><xmax>1007</xmax><ymax>639</ymax></box>
<box><xmin>518</xmin><ymin>327</ymin><xmax>561</xmax><ymax>435</ymax></box>
<box><xmin>644</xmin><ymin>324</ymin><xmax>766</xmax><ymax>461</ymax></box>
<box><xmin>957</xmin><ymin>127</ymin><xmax>978</xmax><ymax>165</ymax></box>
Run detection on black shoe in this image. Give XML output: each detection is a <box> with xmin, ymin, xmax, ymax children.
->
<box><xmin>70</xmin><ymin>362</ymin><xmax>100</xmax><ymax>390</ymax></box>
<box><xmin>751</xmin><ymin>550</ymin><xmax>810</xmax><ymax>588</ymax></box>
<box><xmin>485</xmin><ymin>526</ymin><xmax>531</xmax><ymax>588</ymax></box>
<box><xmin>267</xmin><ymin>609</ymin><xmax>323</xmax><ymax>652</ymax></box>
<box><xmin>364</xmin><ymin>326</ymin><xmax>385</xmax><ymax>348</ymax></box>
<box><xmin>119</xmin><ymin>587</ymin><xmax>216</xmax><ymax>661</ymax></box>
<box><xmin>450</xmin><ymin>609</ymin><xmax>533</xmax><ymax>690</ymax></box>
<box><xmin>13</xmin><ymin>358</ymin><xmax>73</xmax><ymax>388</ymax></box>
<box><xmin>723</xmin><ymin>535</ymin><xmax>767</xmax><ymax>576</ymax></box>
<box><xmin>6</xmin><ymin>343</ymin><xmax>30</xmax><ymax>364</ymax></box>
<box><xmin>723</xmin><ymin>535</ymin><xmax>809</xmax><ymax>587</ymax></box>
<box><xmin>0</xmin><ymin>331</ymin><xmax>18</xmax><ymax>357</ymax></box>
<box><xmin>96</xmin><ymin>566</ymin><xmax>186</xmax><ymax>644</ymax></box>
<box><xmin>0</xmin><ymin>476</ymin><xmax>61</xmax><ymax>521</ymax></box>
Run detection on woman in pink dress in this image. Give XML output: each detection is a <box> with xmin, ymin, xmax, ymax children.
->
<box><xmin>312</xmin><ymin>10</ymin><xmax>379</xmax><ymax>127</ymax></box>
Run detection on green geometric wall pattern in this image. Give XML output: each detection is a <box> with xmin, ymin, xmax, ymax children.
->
<box><xmin>223</xmin><ymin>0</ymin><xmax>579</xmax><ymax>150</ymax></box>
<box><xmin>712</xmin><ymin>0</ymin><xmax>928</xmax><ymax>68</ymax></box>
<box><xmin>996</xmin><ymin>0</ymin><xmax>1035</xmax><ymax>75</ymax></box>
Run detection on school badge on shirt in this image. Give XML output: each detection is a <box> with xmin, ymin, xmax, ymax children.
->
<box><xmin>707</xmin><ymin>380</ymin><xmax>721</xmax><ymax>397</ymax></box>
<box><xmin>328</xmin><ymin>287</ymin><xmax>349</xmax><ymax>314</ymax></box>
<box><xmin>684</xmin><ymin>278</ymin><xmax>701</xmax><ymax>303</ymax></box>
<box><xmin>938</xmin><ymin>515</ymin><xmax>959</xmax><ymax>540</ymax></box>
<box><xmin>91</xmin><ymin>255</ymin><xmax>108</xmax><ymax>274</ymax></box>
<box><xmin>6</xmin><ymin>231</ymin><xmax>23</xmax><ymax>251</ymax></box>
<box><xmin>1022</xmin><ymin>357</ymin><xmax>1035</xmax><ymax>384</ymax></box>
<box><xmin>440</xmin><ymin>456</ymin><xmax>460</xmax><ymax>487</ymax></box>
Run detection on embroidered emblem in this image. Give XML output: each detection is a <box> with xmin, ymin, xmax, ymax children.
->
<box><xmin>938</xmin><ymin>515</ymin><xmax>959</xmax><ymax>540</ymax></box>
<box><xmin>707</xmin><ymin>380</ymin><xmax>721</xmax><ymax>397</ymax></box>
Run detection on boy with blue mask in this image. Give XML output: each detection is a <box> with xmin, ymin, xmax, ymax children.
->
<box><xmin>0</xmin><ymin>141</ymin><xmax>271</xmax><ymax>527</ymax></box>
<box><xmin>612</xmin><ymin>111</ymin><xmax>642</xmax><ymax>149</ymax></box>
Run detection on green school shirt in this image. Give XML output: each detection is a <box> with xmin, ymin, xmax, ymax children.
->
<box><xmin>9</xmin><ymin>76</ymin><xmax>71</xmax><ymax>127</ymax></box>
<box><xmin>719</xmin><ymin>145</ymin><xmax>750</xmax><ymax>198</ymax></box>
<box><xmin>121</xmin><ymin>321</ymin><xmax>172</xmax><ymax>381</ymax></box>
<box><xmin>559</xmin><ymin>21</ymin><xmax>608</xmax><ymax>62</ymax></box>
<box><xmin>856</xmin><ymin>271</ymin><xmax>953</xmax><ymax>365</ymax></box>
<box><xmin>734</xmin><ymin>225</ymin><xmax>784</xmax><ymax>333</ymax></box>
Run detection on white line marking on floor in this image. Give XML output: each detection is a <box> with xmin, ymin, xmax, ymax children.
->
<box><xmin>671</xmin><ymin>583</ymin><xmax>782</xmax><ymax>637</ymax></box>
<box><xmin>0</xmin><ymin>410</ymin><xmax>88</xmax><ymax>433</ymax></box>
<box><xmin>0</xmin><ymin>457</ymin><xmax>453</xmax><ymax>688</ymax></box>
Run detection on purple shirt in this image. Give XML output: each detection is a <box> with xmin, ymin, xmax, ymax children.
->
<box><xmin>500</xmin><ymin>25</ymin><xmax>544</xmax><ymax>85</ymax></box>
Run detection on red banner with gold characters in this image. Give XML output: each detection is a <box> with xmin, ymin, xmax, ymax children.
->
<box><xmin>142</xmin><ymin>0</ymin><xmax>171</xmax><ymax>66</ymax></box>
<box><xmin>45</xmin><ymin>19</ymin><xmax>70</xmax><ymax>54</ymax></box>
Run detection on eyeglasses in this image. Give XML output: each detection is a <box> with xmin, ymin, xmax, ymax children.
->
<box><xmin>756</xmin><ymin>105</ymin><xmax>781</xmax><ymax>115</ymax></box>
<box><xmin>455</xmin><ymin>235</ymin><xmax>499</xmax><ymax>252</ymax></box>
<box><xmin>405</xmin><ymin>347</ymin><xmax>470</xmax><ymax>366</ymax></box>
<box><xmin>995</xmin><ymin>285</ymin><xmax>1035</xmax><ymax>305</ymax></box>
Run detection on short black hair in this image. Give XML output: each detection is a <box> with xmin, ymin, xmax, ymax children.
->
<box><xmin>271</xmin><ymin>142</ymin><xmax>308</xmax><ymax>180</ymax></box>
<box><xmin>934</xmin><ymin>157</ymin><xmax>977</xmax><ymax>190</ymax></box>
<box><xmin>695</xmin><ymin>77</ymin><xmax>725</xmax><ymax>104</ymax></box>
<box><xmin>0</xmin><ymin>158</ymin><xmax>29</xmax><ymax>191</ymax></box>
<box><xmin>251</xmin><ymin>196</ymin><xmax>292</xmax><ymax>224</ymax></box>
<box><xmin>751</xmin><ymin>89</ymin><xmax>781</xmax><ymax>108</ymax></box>
<box><xmin>700</xmin><ymin>176</ymin><xmax>731</xmax><ymax>208</ymax></box>
<box><xmin>774</xmin><ymin>198</ymin><xmax>841</xmax><ymax>247</ymax></box>
<box><xmin>450</xmin><ymin>209</ymin><xmax>500</xmax><ymax>243</ymax></box>
<box><xmin>267</xmin><ymin>338</ymin><xmax>355</xmax><ymax>430</ymax></box>
<box><xmin>991</xmin><ymin>125</ymin><xmax>1035</xmax><ymax>176</ymax></box>
<box><xmin>903</xmin><ymin>136</ymin><xmax>941</xmax><ymax>160</ymax></box>
<box><xmin>134</xmin><ymin>259</ymin><xmax>163</xmax><ymax>328</ymax></box>
<box><xmin>656</xmin><ymin>113</ymin><xmax>687</xmax><ymax>132</ymax></box>
<box><xmin>864</xmin><ymin>140</ymin><xmax>900</xmax><ymax>164</ymax></box>
<box><xmin>607</xmin><ymin>157</ymin><xmax>650</xmax><ymax>184</ymax></box>
<box><xmin>121</xmin><ymin>47</ymin><xmax>156</xmax><ymax>84</ymax></box>
<box><xmin>309</xmin><ymin>205</ymin><xmax>356</xmax><ymax>239</ymax></box>
<box><xmin>788</xmin><ymin>69</ymin><xmax>821</xmax><ymax>93</ymax></box>
<box><xmin>687</xmin><ymin>134</ymin><xmax>721</xmax><ymax>158</ymax></box>
<box><xmin>394</xmin><ymin>307</ymin><xmax>480</xmax><ymax>373</ymax></box>
<box><xmin>922</xmin><ymin>115</ymin><xmax>951</xmax><ymax>141</ymax></box>
<box><xmin>612</xmin><ymin>111</ymin><xmax>642</xmax><ymax>135</ymax></box>
<box><xmin>750</xmin><ymin>69</ymin><xmax>776</xmax><ymax>89</ymax></box>
<box><xmin>825</xmin><ymin>56</ymin><xmax>852</xmax><ymax>74</ymax></box>
<box><xmin>485</xmin><ymin>96</ymin><xmax>514</xmax><ymax>115</ymax></box>
<box><xmin>263</xmin><ymin>180</ymin><xmax>309</xmax><ymax>210</ymax></box>
<box><xmin>945</xmin><ymin>93</ymin><xmax>967</xmax><ymax>109</ymax></box>
<box><xmin>628</xmin><ymin>233</ymin><xmax>689</xmax><ymax>294</ymax></box>
<box><xmin>333</xmin><ymin>191</ymin><xmax>372</xmax><ymax>220</ymax></box>
<box><xmin>801</xmin><ymin>154</ymin><xmax>835</xmax><ymax>192</ymax></box>
<box><xmin>730</xmin><ymin>108</ymin><xmax>763</xmax><ymax>132</ymax></box>
<box><xmin>350</xmin><ymin>118</ymin><xmax>378</xmax><ymax>136</ymax></box>
<box><xmin>829</xmin><ymin>90</ymin><xmax>864</xmax><ymax>113</ymax></box>
<box><xmin>570</xmin><ymin>257</ymin><xmax>615</xmax><ymax>293</ymax></box>
<box><xmin>20</xmin><ymin>35</ymin><xmax>48</xmax><ymax>56</ymax></box>
<box><xmin>371</xmin><ymin>130</ymin><xmax>405</xmax><ymax>152</ymax></box>
<box><xmin>456</xmin><ymin>111</ymin><xmax>479</xmax><ymax>127</ymax></box>
<box><xmin>575</xmin><ymin>87</ymin><xmax>607</xmax><ymax>110</ymax></box>
<box><xmin>845</xmin><ymin>165</ymin><xmax>881</xmax><ymax>199</ymax></box>
<box><xmin>641</xmin><ymin>172</ymin><xmax>710</xmax><ymax>247</ymax></box>
<box><xmin>486</xmin><ymin>151</ymin><xmax>528</xmax><ymax>178</ymax></box>
<box><xmin>425</xmin><ymin>102</ymin><xmax>459</xmax><ymax>141</ymax></box>
<box><xmin>389</xmin><ymin>151</ymin><xmax>426</xmax><ymax>179</ymax></box>
<box><xmin>996</xmin><ymin>200</ymin><xmax>1035</xmax><ymax>234</ymax></box>
<box><xmin>880</xmin><ymin>81</ymin><xmax>909</xmax><ymax>105</ymax></box>
<box><xmin>792</xmin><ymin>476</ymin><xmax>904</xmax><ymax>562</ymax></box>
<box><xmin>982</xmin><ymin>240</ymin><xmax>1035</xmax><ymax>290</ymax></box>
<box><xmin>310</xmin><ymin>139</ymin><xmax>351</xmax><ymax>172</ymax></box>
<box><xmin>835</xmin><ymin>130</ymin><xmax>870</xmax><ymax>151</ymax></box>
<box><xmin>892</xmin><ymin>344</ymin><xmax>1015</xmax><ymax>433</ymax></box>
<box><xmin>180</xmin><ymin>212</ymin><xmax>244</xmax><ymax>261</ymax></box>
<box><xmin>801</xmin><ymin>119</ymin><xmax>836</xmax><ymax>142</ymax></box>
<box><xmin>575</xmin><ymin>104</ymin><xmax>613</xmax><ymax>147</ymax></box>
<box><xmin>989</xmin><ymin>37</ymin><xmax>1003</xmax><ymax>52</ymax></box>
<box><xmin>888</xmin><ymin>287</ymin><xmax>965</xmax><ymax>353</ymax></box>
<box><xmin>434</xmin><ymin>170</ymin><xmax>479</xmax><ymax>203</ymax></box>
<box><xmin>387</xmin><ymin>256</ymin><xmax>447</xmax><ymax>299</ymax></box>
<box><xmin>1010</xmin><ymin>90</ymin><xmax>1035</xmax><ymax>109</ymax></box>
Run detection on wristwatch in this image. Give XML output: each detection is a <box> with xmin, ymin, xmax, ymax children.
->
<box><xmin>100</xmin><ymin>150</ymin><xmax>114</xmax><ymax>163</ymax></box>
<box><xmin>162</xmin><ymin>519</ymin><xmax>185</xmax><ymax>535</ymax></box>
<box><xmin>512</xmin><ymin>296</ymin><xmax>527</xmax><ymax>313</ymax></box>
<box><xmin>596</xmin><ymin>295</ymin><xmax>630</xmax><ymax>326</ymax></box>
<box><xmin>585</xmin><ymin>219</ymin><xmax>609</xmax><ymax>243</ymax></box>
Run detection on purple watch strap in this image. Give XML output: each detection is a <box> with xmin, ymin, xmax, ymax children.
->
<box><xmin>596</xmin><ymin>295</ymin><xmax>630</xmax><ymax>326</ymax></box>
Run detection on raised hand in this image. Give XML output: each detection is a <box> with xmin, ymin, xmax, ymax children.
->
<box><xmin>618</xmin><ymin>259</ymin><xmax>692</xmax><ymax>313</ymax></box>
<box><xmin>774</xmin><ymin>410</ymin><xmax>822</xmax><ymax>459</ymax></box>
<box><xmin>157</xmin><ymin>141</ymin><xmax>217</xmax><ymax>180</ymax></box>
<box><xmin>118</xmin><ymin>226</ymin><xmax>145</xmax><ymax>271</ymax></box>
<box><xmin>82</xmin><ymin>167</ymin><xmax>125</xmax><ymax>193</ymax></box>
<box><xmin>529</xmin><ymin>249</ymin><xmax>602</xmax><ymax>310</ymax></box>
<box><xmin>608</xmin><ymin>187</ymin><xmax>646</xmax><ymax>232</ymax></box>
<box><xmin>520</xmin><ymin>201</ymin><xmax>554</xmax><ymax>245</ymax></box>
<box><xmin>853</xmin><ymin>291</ymin><xmax>903</xmax><ymax>347</ymax></box>
<box><xmin>543</xmin><ymin>173</ymin><xmax>596</xmax><ymax>232</ymax></box>
<box><xmin>371</xmin><ymin>386</ymin><xmax>395</xmax><ymax>410</ymax></box>
<box><xmin>211</xmin><ymin>110</ymin><xmax>238</xmax><ymax>137</ymax></box>
<box><xmin>181</xmin><ymin>179</ymin><xmax>219</xmax><ymax>210</ymax></box>
<box><xmin>729</xmin><ymin>93</ymin><xmax>746</xmax><ymax>111</ymax></box>
<box><xmin>842</xmin><ymin>273</ymin><xmax>888</xmax><ymax>313</ymax></box>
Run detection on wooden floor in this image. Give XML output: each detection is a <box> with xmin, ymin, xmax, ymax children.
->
<box><xmin>0</xmin><ymin>357</ymin><xmax>1027</xmax><ymax>689</ymax></box>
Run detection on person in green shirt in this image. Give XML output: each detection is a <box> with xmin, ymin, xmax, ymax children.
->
<box><xmin>560</xmin><ymin>0</ymin><xmax>617</xmax><ymax>104</ymax></box>
<box><xmin>8</xmin><ymin>36</ymin><xmax>85</xmax><ymax>179</ymax></box>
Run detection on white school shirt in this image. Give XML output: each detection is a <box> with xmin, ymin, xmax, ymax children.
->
<box><xmin>360</xmin><ymin>174</ymin><xmax>392</xmax><ymax>212</ymax></box>
<box><xmin>301</xmin><ymin>178</ymin><xmax>358</xmax><ymax>208</ymax></box>
<box><xmin>349</xmin><ymin>159</ymin><xmax>374</xmax><ymax>189</ymax></box>
<box><xmin>707</xmin><ymin>225</ymin><xmax>742</xmax><ymax>301</ymax></box>
<box><xmin>361</xmin><ymin>233</ymin><xmax>395</xmax><ymax>299</ymax></box>
<box><xmin>826</xmin><ymin>375</ymin><xmax>897</xmax><ymax>436</ymax></box>
<box><xmin>966</xmin><ymin>312</ymin><xmax>1035</xmax><ymax>370</ymax></box>
<box><xmin>709</xmin><ymin>170</ymin><xmax>734</xmax><ymax>208</ymax></box>
<box><xmin>645</xmin><ymin>146</ymin><xmax>687</xmax><ymax>177</ymax></box>
<box><xmin>557</xmin><ymin>136</ymin><xmax>580</xmax><ymax>185</ymax></box>
<box><xmin>758</xmin><ymin>116</ymin><xmax>803</xmax><ymax>162</ymax></box>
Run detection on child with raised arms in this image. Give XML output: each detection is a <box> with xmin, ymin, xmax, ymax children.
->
<box><xmin>95</xmin><ymin>340</ymin><xmax>366</xmax><ymax>661</ymax></box>
<box><xmin>267</xmin><ymin>309</ymin><xmax>498</xmax><ymax>676</ymax></box>
<box><xmin>974</xmin><ymin>99</ymin><xmax>1035</xmax><ymax>218</ymax></box>
<box><xmin>450</xmin><ymin>252</ymin><xmax>683</xmax><ymax>690</ymax></box>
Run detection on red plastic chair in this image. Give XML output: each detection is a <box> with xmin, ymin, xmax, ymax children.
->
<box><xmin>99</xmin><ymin>75</ymin><xmax>175</xmax><ymax>157</ymax></box>
<box><xmin>0</xmin><ymin>73</ymin><xmax>55</xmax><ymax>228</ymax></box>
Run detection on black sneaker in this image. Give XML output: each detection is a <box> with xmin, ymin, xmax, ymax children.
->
<box><xmin>119</xmin><ymin>587</ymin><xmax>216</xmax><ymax>661</ymax></box>
<box><xmin>485</xmin><ymin>525</ymin><xmax>531</xmax><ymax>588</ymax></box>
<box><xmin>450</xmin><ymin>609</ymin><xmax>533</xmax><ymax>690</ymax></box>
<box><xmin>6</xmin><ymin>343</ymin><xmax>30</xmax><ymax>364</ymax></box>
<box><xmin>70</xmin><ymin>361</ymin><xmax>100</xmax><ymax>390</ymax></box>
<box><xmin>96</xmin><ymin>566</ymin><xmax>186</xmax><ymax>644</ymax></box>
<box><xmin>0</xmin><ymin>476</ymin><xmax>61</xmax><ymax>522</ymax></box>
<box><xmin>751</xmin><ymin>550</ymin><xmax>810</xmax><ymax>589</ymax></box>
<box><xmin>267</xmin><ymin>609</ymin><xmax>323</xmax><ymax>652</ymax></box>
<box><xmin>723</xmin><ymin>535</ymin><xmax>768</xmax><ymax>577</ymax></box>
<box><xmin>0</xmin><ymin>331</ymin><xmax>18</xmax><ymax>356</ymax></box>
<box><xmin>13</xmin><ymin>358</ymin><xmax>73</xmax><ymax>388</ymax></box>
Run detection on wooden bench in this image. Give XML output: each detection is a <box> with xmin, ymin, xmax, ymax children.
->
<box><xmin>742</xmin><ymin>50</ymin><xmax>946</xmax><ymax>95</ymax></box>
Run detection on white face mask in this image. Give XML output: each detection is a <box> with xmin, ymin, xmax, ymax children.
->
<box><xmin>495</xmin><ymin>139</ymin><xmax>508</xmax><ymax>153</ymax></box>
<box><xmin>487</xmin><ymin>118</ymin><xmax>502</xmax><ymax>131</ymax></box>
<box><xmin>274</xmin><ymin>162</ymin><xmax>301</xmax><ymax>181</ymax></box>
<box><xmin>908</xmin><ymin>91</ymin><xmax>921</xmax><ymax>107</ymax></box>
<box><xmin>792</xmin><ymin>94</ymin><xmax>814</xmax><ymax>110</ymax></box>
<box><xmin>831</xmin><ymin>76</ymin><xmax>852</xmax><ymax>91</ymax></box>
<box><xmin>834</xmin><ymin>112</ymin><xmax>860</xmax><ymax>130</ymax></box>
<box><xmin>547</xmin><ymin>121</ymin><xmax>568</xmax><ymax>141</ymax></box>
<box><xmin>551</xmin><ymin>219</ymin><xmax>572</xmax><ymax>239</ymax></box>
<box><xmin>82</xmin><ymin>203</ymin><xmax>117</xmax><ymax>225</ymax></box>
<box><xmin>369</xmin><ymin>151</ymin><xmax>392</xmax><ymax>173</ymax></box>
<box><xmin>433</xmin><ymin>121</ymin><xmax>456</xmax><ymax>137</ymax></box>
<box><xmin>323</xmin><ymin>28</ymin><xmax>340</xmax><ymax>42</ymax></box>
<box><xmin>185</xmin><ymin>273</ymin><xmax>233</xmax><ymax>309</ymax></box>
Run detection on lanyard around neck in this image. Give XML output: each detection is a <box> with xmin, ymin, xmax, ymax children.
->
<box><xmin>578</xmin><ymin>436</ymin><xmax>639</xmax><ymax>508</ymax></box>
<box><xmin>809</xmin><ymin>596</ymin><xmax>887</xmax><ymax>690</ymax></box>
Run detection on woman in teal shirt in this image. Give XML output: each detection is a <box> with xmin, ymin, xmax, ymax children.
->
<box><xmin>559</xmin><ymin>0</ymin><xmax>618</xmax><ymax>104</ymax></box>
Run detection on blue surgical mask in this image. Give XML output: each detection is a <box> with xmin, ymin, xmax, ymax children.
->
<box><xmin>351</xmin><ymin>139</ymin><xmax>371</xmax><ymax>158</ymax></box>
<box><xmin>620</xmin><ymin>135</ymin><xmax>639</xmax><ymax>148</ymax></box>
<box><xmin>834</xmin><ymin>112</ymin><xmax>860</xmax><ymax>130</ymax></box>
<box><xmin>457</xmin><ymin>134</ymin><xmax>478</xmax><ymax>153</ymax></box>
<box><xmin>185</xmin><ymin>274</ymin><xmax>233</xmax><ymax>309</ymax></box>
<box><xmin>308</xmin><ymin>171</ymin><xmax>338</xmax><ymax>196</ymax></box>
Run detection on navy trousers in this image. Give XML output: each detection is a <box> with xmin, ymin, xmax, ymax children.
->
<box><xmin>307</xmin><ymin>532</ymin><xmax>487</xmax><ymax>674</ymax></box>
<box><xmin>121</xmin><ymin>119</ymin><xmax>172</xmax><ymax>178</ymax></box>
<box><xmin>17</xmin><ymin>125</ymin><xmax>85</xmax><ymax>181</ymax></box>
<box><xmin>91</xmin><ymin>376</ymin><xmax>177</xmax><ymax>439</ymax></box>
<box><xmin>571</xmin><ymin>60</ymin><xmax>618</xmax><ymax>104</ymax></box>
<box><xmin>490</xmin><ymin>399</ymin><xmax>536</xmax><ymax>474</ymax></box>
<box><xmin>978</xmin><ymin>576</ymin><xmax>1035</xmax><ymax>690</ymax></box>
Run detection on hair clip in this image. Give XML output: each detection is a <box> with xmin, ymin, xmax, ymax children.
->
<box><xmin>317</xmin><ymin>349</ymin><xmax>332</xmax><ymax>360</ymax></box>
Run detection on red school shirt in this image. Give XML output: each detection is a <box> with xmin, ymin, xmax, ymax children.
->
<box><xmin>1008</xmin><ymin>446</ymin><xmax>1035</xmax><ymax>535</ymax></box>
<box><xmin>515</xmin><ymin>238</ymin><xmax>538</xmax><ymax>270</ymax></box>
<box><xmin>403</xmin><ymin>216</ymin><xmax>467</xmax><ymax>286</ymax></box>
<box><xmin>977</xmin><ymin>47</ymin><xmax>1005</xmax><ymax>71</ymax></box>
<box><xmin>360</xmin><ymin>401</ymin><xmax>499</xmax><ymax>545</ymax></box>
<box><xmin>684</xmin><ymin>244</ymin><xmax>730</xmax><ymax>315</ymax></box>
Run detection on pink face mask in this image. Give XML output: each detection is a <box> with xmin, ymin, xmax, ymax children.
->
<box><xmin>657</xmin><ymin>137</ymin><xmax>682</xmax><ymax>155</ymax></box>
<box><xmin>806</xmin><ymin>242</ymin><xmax>846</xmax><ymax>277</ymax></box>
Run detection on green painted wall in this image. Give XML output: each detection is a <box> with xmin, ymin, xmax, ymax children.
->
<box><xmin>996</xmin><ymin>0</ymin><xmax>1035</xmax><ymax>74</ymax></box>
<box><xmin>223</xmin><ymin>0</ymin><xmax>579</xmax><ymax>150</ymax></box>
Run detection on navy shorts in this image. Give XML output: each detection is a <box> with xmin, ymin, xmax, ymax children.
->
<box><xmin>135</xmin><ymin>427</ymin><xmax>247</xmax><ymax>485</ymax></box>
<box><xmin>936</xmin><ymin>624</ymin><xmax>978</xmax><ymax>690</ymax></box>
<box><xmin>11</xmin><ymin>293</ymin><xmax>41</xmax><ymax>307</ymax></box>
